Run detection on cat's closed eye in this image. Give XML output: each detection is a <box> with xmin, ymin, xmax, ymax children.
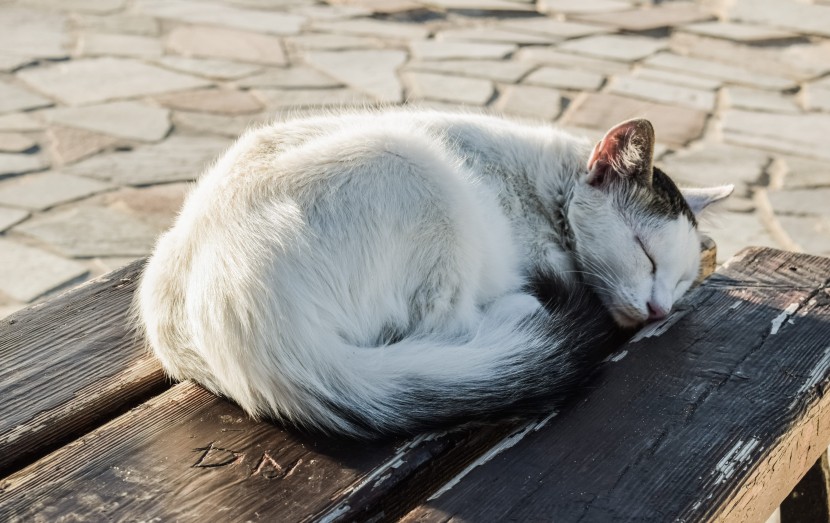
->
<box><xmin>636</xmin><ymin>236</ymin><xmax>656</xmax><ymax>274</ymax></box>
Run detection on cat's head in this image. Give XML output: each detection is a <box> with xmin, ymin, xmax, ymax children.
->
<box><xmin>568</xmin><ymin>118</ymin><xmax>732</xmax><ymax>328</ymax></box>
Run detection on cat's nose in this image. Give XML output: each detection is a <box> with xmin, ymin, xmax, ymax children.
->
<box><xmin>647</xmin><ymin>301</ymin><xmax>669</xmax><ymax>321</ymax></box>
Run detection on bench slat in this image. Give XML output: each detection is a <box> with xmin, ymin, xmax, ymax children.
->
<box><xmin>401</xmin><ymin>247</ymin><xmax>830</xmax><ymax>523</ymax></box>
<box><xmin>0</xmin><ymin>260</ymin><xmax>166</xmax><ymax>474</ymax></box>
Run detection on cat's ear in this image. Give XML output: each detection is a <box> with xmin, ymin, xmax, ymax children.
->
<box><xmin>680</xmin><ymin>185</ymin><xmax>734</xmax><ymax>215</ymax></box>
<box><xmin>586</xmin><ymin>118</ymin><xmax>655</xmax><ymax>188</ymax></box>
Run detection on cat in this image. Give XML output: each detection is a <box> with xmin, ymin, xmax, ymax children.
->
<box><xmin>135</xmin><ymin>109</ymin><xmax>732</xmax><ymax>437</ymax></box>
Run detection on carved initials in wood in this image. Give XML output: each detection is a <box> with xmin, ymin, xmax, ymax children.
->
<box><xmin>192</xmin><ymin>442</ymin><xmax>244</xmax><ymax>468</ymax></box>
<box><xmin>250</xmin><ymin>453</ymin><xmax>303</xmax><ymax>479</ymax></box>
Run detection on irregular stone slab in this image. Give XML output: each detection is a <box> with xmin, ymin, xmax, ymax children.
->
<box><xmin>725</xmin><ymin>132</ymin><xmax>830</xmax><ymax>162</ymax></box>
<box><xmin>644</xmin><ymin>53</ymin><xmax>794</xmax><ymax>90</ymax></box>
<box><xmin>311</xmin><ymin>19</ymin><xmax>429</xmax><ymax>40</ymax></box>
<box><xmin>657</xmin><ymin>143</ymin><xmax>768</xmax><ymax>190</ymax></box>
<box><xmin>65</xmin><ymin>136</ymin><xmax>231</xmax><ymax>186</ymax></box>
<box><xmin>562</xmin><ymin>93</ymin><xmax>706</xmax><ymax>147</ymax></box>
<box><xmin>769</xmin><ymin>188</ymin><xmax>830</xmax><ymax>218</ymax></box>
<box><xmin>420</xmin><ymin>0</ymin><xmax>534</xmax><ymax>11</ymax></box>
<box><xmin>291</xmin><ymin>4</ymin><xmax>372</xmax><ymax>21</ymax></box>
<box><xmin>525</xmin><ymin>66</ymin><xmax>604</xmax><ymax>91</ymax></box>
<box><xmin>404</xmin><ymin>72</ymin><xmax>494</xmax><ymax>105</ymax></box>
<box><xmin>0</xmin><ymin>8</ymin><xmax>69</xmax><ymax>60</ymax></box>
<box><xmin>777</xmin><ymin>215</ymin><xmax>830</xmax><ymax>255</ymax></box>
<box><xmin>305</xmin><ymin>50</ymin><xmax>406</xmax><ymax>103</ymax></box>
<box><xmin>781</xmin><ymin>157</ymin><xmax>830</xmax><ymax>189</ymax></box>
<box><xmin>0</xmin><ymin>239</ymin><xmax>88</xmax><ymax>302</ymax></box>
<box><xmin>680</xmin><ymin>21</ymin><xmax>799</xmax><ymax>43</ymax></box>
<box><xmin>410</xmin><ymin>40</ymin><xmax>515</xmax><ymax>60</ymax></box>
<box><xmin>172</xmin><ymin>111</ymin><xmax>273</xmax><ymax>138</ymax></box>
<box><xmin>237</xmin><ymin>67</ymin><xmax>341</xmax><ymax>88</ymax></box>
<box><xmin>494</xmin><ymin>84</ymin><xmax>562</xmax><ymax>121</ymax></box>
<box><xmin>499</xmin><ymin>18</ymin><xmax>609</xmax><ymax>39</ymax></box>
<box><xmin>729</xmin><ymin>0</ymin><xmax>830</xmax><ymax>38</ymax></box>
<box><xmin>514</xmin><ymin>47</ymin><xmax>629</xmax><ymax>74</ymax></box>
<box><xmin>47</xmin><ymin>126</ymin><xmax>120</xmax><ymax>165</ymax></box>
<box><xmin>288</xmin><ymin>33</ymin><xmax>382</xmax><ymax>51</ymax></box>
<box><xmin>0</xmin><ymin>153</ymin><xmax>49</xmax><ymax>177</ymax></box>
<box><xmin>711</xmin><ymin>211</ymin><xmax>778</xmax><ymax>262</ymax></box>
<box><xmin>0</xmin><ymin>206</ymin><xmax>29</xmax><ymax>233</ymax></box>
<box><xmin>609</xmin><ymin>76</ymin><xmax>716</xmax><ymax>111</ymax></box>
<box><xmin>633</xmin><ymin>67</ymin><xmax>721</xmax><ymax>90</ymax></box>
<box><xmin>405</xmin><ymin>59</ymin><xmax>534</xmax><ymax>83</ymax></box>
<box><xmin>77</xmin><ymin>33</ymin><xmax>163</xmax><ymax>58</ymax></box>
<box><xmin>95</xmin><ymin>183</ymin><xmax>189</xmax><ymax>230</ymax></box>
<box><xmin>0</xmin><ymin>172</ymin><xmax>112</xmax><ymax>211</ymax></box>
<box><xmin>559</xmin><ymin>35</ymin><xmax>667</xmax><ymax>62</ymax></box>
<box><xmin>723</xmin><ymin>110</ymin><xmax>830</xmax><ymax>161</ymax></box>
<box><xmin>167</xmin><ymin>26</ymin><xmax>287</xmax><ymax>66</ymax></box>
<box><xmin>255</xmin><ymin>88</ymin><xmax>372</xmax><ymax>109</ymax></box>
<box><xmin>0</xmin><ymin>133</ymin><xmax>36</xmax><ymax>153</ymax></box>
<box><xmin>154</xmin><ymin>56</ymin><xmax>261</xmax><ymax>80</ymax></box>
<box><xmin>24</xmin><ymin>0</ymin><xmax>126</xmax><ymax>13</ymax></box>
<box><xmin>17</xmin><ymin>58</ymin><xmax>210</xmax><ymax>106</ymax></box>
<box><xmin>804</xmin><ymin>84</ymin><xmax>830</xmax><ymax>113</ymax></box>
<box><xmin>539</xmin><ymin>0</ymin><xmax>630</xmax><ymax>14</ymax></box>
<box><xmin>42</xmin><ymin>101</ymin><xmax>171</xmax><ymax>142</ymax></box>
<box><xmin>436</xmin><ymin>27</ymin><xmax>557</xmax><ymax>45</ymax></box>
<box><xmin>0</xmin><ymin>55</ymin><xmax>34</xmax><ymax>73</ymax></box>
<box><xmin>0</xmin><ymin>113</ymin><xmax>44</xmax><ymax>132</ymax></box>
<box><xmin>669</xmin><ymin>32</ymin><xmax>830</xmax><ymax>81</ymax></box>
<box><xmin>137</xmin><ymin>0</ymin><xmax>306</xmax><ymax>35</ymax></box>
<box><xmin>155</xmin><ymin>89</ymin><xmax>263</xmax><ymax>115</ymax></box>
<box><xmin>0</xmin><ymin>82</ymin><xmax>52</xmax><ymax>114</ymax></box>
<box><xmin>15</xmin><ymin>206</ymin><xmax>161</xmax><ymax>258</ymax></box>
<box><xmin>725</xmin><ymin>87</ymin><xmax>799</xmax><ymax>113</ymax></box>
<box><xmin>74</xmin><ymin>14</ymin><xmax>160</xmax><ymax>36</ymax></box>
<box><xmin>573</xmin><ymin>4</ymin><xmax>713</xmax><ymax>31</ymax></box>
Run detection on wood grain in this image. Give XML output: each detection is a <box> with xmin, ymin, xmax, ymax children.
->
<box><xmin>402</xmin><ymin>247</ymin><xmax>830</xmax><ymax>523</ymax></box>
<box><xmin>0</xmin><ymin>259</ymin><xmax>166</xmax><ymax>475</ymax></box>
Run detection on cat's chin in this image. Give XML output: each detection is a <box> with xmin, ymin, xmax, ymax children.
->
<box><xmin>609</xmin><ymin>309</ymin><xmax>648</xmax><ymax>329</ymax></box>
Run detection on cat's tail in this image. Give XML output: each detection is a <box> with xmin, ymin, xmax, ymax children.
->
<box><xmin>261</xmin><ymin>275</ymin><xmax>626</xmax><ymax>437</ymax></box>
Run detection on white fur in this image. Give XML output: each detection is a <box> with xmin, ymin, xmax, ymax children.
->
<box><xmin>136</xmin><ymin>109</ymin><xmax>725</xmax><ymax>435</ymax></box>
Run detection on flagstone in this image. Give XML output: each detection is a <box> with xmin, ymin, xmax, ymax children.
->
<box><xmin>0</xmin><ymin>206</ymin><xmax>28</xmax><ymax>233</ymax></box>
<box><xmin>0</xmin><ymin>113</ymin><xmax>44</xmax><ymax>132</ymax></box>
<box><xmin>644</xmin><ymin>53</ymin><xmax>794</xmax><ymax>90</ymax></box>
<box><xmin>15</xmin><ymin>206</ymin><xmax>162</xmax><ymax>257</ymax></box>
<box><xmin>657</xmin><ymin>144</ymin><xmax>768</xmax><ymax>190</ymax></box>
<box><xmin>255</xmin><ymin>88</ymin><xmax>372</xmax><ymax>109</ymax></box>
<box><xmin>155</xmin><ymin>89</ymin><xmax>263</xmax><ymax>115</ymax></box>
<box><xmin>0</xmin><ymin>239</ymin><xmax>88</xmax><ymax>302</ymax></box>
<box><xmin>288</xmin><ymin>33</ymin><xmax>382</xmax><ymax>50</ymax></box>
<box><xmin>573</xmin><ymin>4</ymin><xmax>713</xmax><ymax>31</ymax></box>
<box><xmin>305</xmin><ymin>49</ymin><xmax>406</xmax><ymax>103</ymax></box>
<box><xmin>768</xmin><ymin>188</ymin><xmax>830</xmax><ymax>218</ymax></box>
<box><xmin>525</xmin><ymin>66</ymin><xmax>604</xmax><ymax>91</ymax></box>
<box><xmin>0</xmin><ymin>172</ymin><xmax>112</xmax><ymax>211</ymax></box>
<box><xmin>609</xmin><ymin>76</ymin><xmax>716</xmax><ymax>111</ymax></box>
<box><xmin>311</xmin><ymin>18</ymin><xmax>429</xmax><ymax>40</ymax></box>
<box><xmin>559</xmin><ymin>35</ymin><xmax>667</xmax><ymax>62</ymax></box>
<box><xmin>777</xmin><ymin>215</ymin><xmax>830</xmax><ymax>256</ymax></box>
<box><xmin>725</xmin><ymin>87</ymin><xmax>800</xmax><ymax>113</ymax></box>
<box><xmin>419</xmin><ymin>0</ymin><xmax>535</xmax><ymax>11</ymax></box>
<box><xmin>562</xmin><ymin>93</ymin><xmax>706</xmax><ymax>147</ymax></box>
<box><xmin>729</xmin><ymin>0</ymin><xmax>830</xmax><ymax>38</ymax></box>
<box><xmin>804</xmin><ymin>85</ymin><xmax>830</xmax><ymax>113</ymax></box>
<box><xmin>435</xmin><ymin>27</ymin><xmax>558</xmax><ymax>45</ymax></box>
<box><xmin>711</xmin><ymin>212</ymin><xmax>778</xmax><ymax>262</ymax></box>
<box><xmin>47</xmin><ymin>126</ymin><xmax>120</xmax><ymax>165</ymax></box>
<box><xmin>405</xmin><ymin>59</ymin><xmax>534</xmax><ymax>83</ymax></box>
<box><xmin>780</xmin><ymin>157</ymin><xmax>830</xmax><ymax>189</ymax></box>
<box><xmin>64</xmin><ymin>135</ymin><xmax>230</xmax><ymax>185</ymax></box>
<box><xmin>0</xmin><ymin>8</ymin><xmax>69</xmax><ymax>60</ymax></box>
<box><xmin>42</xmin><ymin>101</ymin><xmax>171</xmax><ymax>142</ymax></box>
<box><xmin>154</xmin><ymin>57</ymin><xmax>262</xmax><ymax>80</ymax></box>
<box><xmin>74</xmin><ymin>14</ymin><xmax>160</xmax><ymax>36</ymax></box>
<box><xmin>539</xmin><ymin>0</ymin><xmax>630</xmax><ymax>14</ymax></box>
<box><xmin>24</xmin><ymin>0</ymin><xmax>126</xmax><ymax>14</ymax></box>
<box><xmin>17</xmin><ymin>58</ymin><xmax>210</xmax><ymax>106</ymax></box>
<box><xmin>137</xmin><ymin>0</ymin><xmax>306</xmax><ymax>35</ymax></box>
<box><xmin>680</xmin><ymin>21</ymin><xmax>799</xmax><ymax>43</ymax></box>
<box><xmin>0</xmin><ymin>82</ymin><xmax>52</xmax><ymax>114</ymax></box>
<box><xmin>514</xmin><ymin>47</ymin><xmax>629</xmax><ymax>74</ymax></box>
<box><xmin>237</xmin><ymin>67</ymin><xmax>342</xmax><ymax>89</ymax></box>
<box><xmin>77</xmin><ymin>33</ymin><xmax>163</xmax><ymax>58</ymax></box>
<box><xmin>0</xmin><ymin>153</ymin><xmax>49</xmax><ymax>177</ymax></box>
<box><xmin>499</xmin><ymin>18</ymin><xmax>609</xmax><ymax>39</ymax></box>
<box><xmin>404</xmin><ymin>72</ymin><xmax>493</xmax><ymax>105</ymax></box>
<box><xmin>167</xmin><ymin>26</ymin><xmax>287</xmax><ymax>66</ymax></box>
<box><xmin>495</xmin><ymin>84</ymin><xmax>562</xmax><ymax>120</ymax></box>
<box><xmin>410</xmin><ymin>40</ymin><xmax>516</xmax><ymax>60</ymax></box>
<box><xmin>0</xmin><ymin>133</ymin><xmax>36</xmax><ymax>153</ymax></box>
<box><xmin>723</xmin><ymin>110</ymin><xmax>830</xmax><ymax>161</ymax></box>
<box><xmin>633</xmin><ymin>67</ymin><xmax>721</xmax><ymax>90</ymax></box>
<box><xmin>171</xmin><ymin>111</ymin><xmax>273</xmax><ymax>138</ymax></box>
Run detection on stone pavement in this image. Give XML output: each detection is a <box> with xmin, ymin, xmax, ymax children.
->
<box><xmin>1</xmin><ymin>0</ymin><xmax>829</xmax><ymax>319</ymax></box>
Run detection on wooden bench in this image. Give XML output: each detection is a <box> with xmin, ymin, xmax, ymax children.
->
<box><xmin>2</xmin><ymin>243</ymin><xmax>830</xmax><ymax>522</ymax></box>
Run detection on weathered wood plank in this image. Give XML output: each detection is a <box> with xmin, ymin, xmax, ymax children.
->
<box><xmin>402</xmin><ymin>247</ymin><xmax>830</xmax><ymax>523</ymax></box>
<box><xmin>0</xmin><ymin>259</ymin><xmax>166</xmax><ymax>474</ymax></box>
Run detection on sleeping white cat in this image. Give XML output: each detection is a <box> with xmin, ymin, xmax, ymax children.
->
<box><xmin>136</xmin><ymin>110</ymin><xmax>731</xmax><ymax>436</ymax></box>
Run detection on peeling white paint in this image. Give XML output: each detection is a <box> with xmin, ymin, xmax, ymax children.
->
<box><xmin>714</xmin><ymin>438</ymin><xmax>760</xmax><ymax>484</ymax></box>
<box><xmin>770</xmin><ymin>303</ymin><xmax>799</xmax><ymax>335</ymax></box>
<box><xmin>789</xmin><ymin>346</ymin><xmax>830</xmax><ymax>409</ymax></box>
<box><xmin>318</xmin><ymin>504</ymin><xmax>350</xmax><ymax>523</ymax></box>
<box><xmin>608</xmin><ymin>350</ymin><xmax>628</xmax><ymax>362</ymax></box>
<box><xmin>729</xmin><ymin>301</ymin><xmax>741</xmax><ymax>310</ymax></box>
<box><xmin>631</xmin><ymin>310</ymin><xmax>687</xmax><ymax>343</ymax></box>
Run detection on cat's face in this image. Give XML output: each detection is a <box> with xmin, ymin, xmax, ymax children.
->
<box><xmin>568</xmin><ymin>119</ymin><xmax>732</xmax><ymax>328</ymax></box>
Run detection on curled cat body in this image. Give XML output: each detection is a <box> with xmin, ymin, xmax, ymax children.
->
<box><xmin>136</xmin><ymin>109</ymin><xmax>732</xmax><ymax>437</ymax></box>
